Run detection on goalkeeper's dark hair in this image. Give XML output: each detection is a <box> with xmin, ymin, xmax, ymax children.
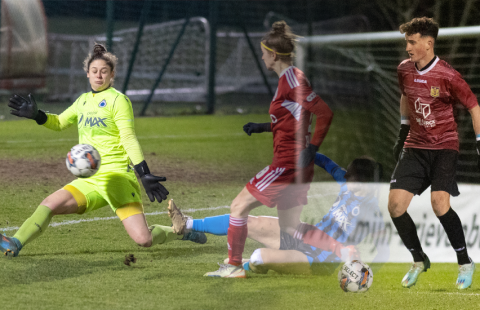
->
<box><xmin>262</xmin><ymin>20</ymin><xmax>300</xmax><ymax>60</ymax></box>
<box><xmin>399</xmin><ymin>17</ymin><xmax>439</xmax><ymax>41</ymax></box>
<box><xmin>83</xmin><ymin>43</ymin><xmax>118</xmax><ymax>78</ymax></box>
<box><xmin>344</xmin><ymin>156</ymin><xmax>383</xmax><ymax>183</ymax></box>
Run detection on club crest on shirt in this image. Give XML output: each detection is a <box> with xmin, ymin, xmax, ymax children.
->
<box><xmin>270</xmin><ymin>114</ymin><xmax>278</xmax><ymax>123</ymax></box>
<box><xmin>98</xmin><ymin>99</ymin><xmax>107</xmax><ymax>108</ymax></box>
<box><xmin>430</xmin><ymin>86</ymin><xmax>440</xmax><ymax>98</ymax></box>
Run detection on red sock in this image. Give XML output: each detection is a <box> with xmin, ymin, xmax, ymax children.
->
<box><xmin>227</xmin><ymin>216</ymin><xmax>248</xmax><ymax>266</ymax></box>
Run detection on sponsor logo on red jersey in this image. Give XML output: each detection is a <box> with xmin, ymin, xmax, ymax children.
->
<box><xmin>414</xmin><ymin>98</ymin><xmax>436</xmax><ymax>127</ymax></box>
<box><xmin>415</xmin><ymin>98</ymin><xmax>431</xmax><ymax>118</ymax></box>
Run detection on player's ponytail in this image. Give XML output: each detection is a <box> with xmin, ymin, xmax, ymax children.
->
<box><xmin>83</xmin><ymin>43</ymin><xmax>118</xmax><ymax>83</ymax></box>
<box><xmin>262</xmin><ymin>21</ymin><xmax>300</xmax><ymax>60</ymax></box>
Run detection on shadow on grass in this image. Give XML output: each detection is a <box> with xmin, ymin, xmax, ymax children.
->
<box><xmin>4</xmin><ymin>256</ymin><xmax>122</xmax><ymax>285</ymax></box>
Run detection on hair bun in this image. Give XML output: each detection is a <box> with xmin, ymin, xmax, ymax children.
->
<box><xmin>93</xmin><ymin>43</ymin><xmax>107</xmax><ymax>56</ymax></box>
<box><xmin>271</xmin><ymin>21</ymin><xmax>287</xmax><ymax>35</ymax></box>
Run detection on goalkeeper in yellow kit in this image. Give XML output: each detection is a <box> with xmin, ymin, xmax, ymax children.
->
<box><xmin>1</xmin><ymin>43</ymin><xmax>205</xmax><ymax>257</ymax></box>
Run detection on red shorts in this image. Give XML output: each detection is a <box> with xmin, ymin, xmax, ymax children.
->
<box><xmin>246</xmin><ymin>164</ymin><xmax>313</xmax><ymax>210</ymax></box>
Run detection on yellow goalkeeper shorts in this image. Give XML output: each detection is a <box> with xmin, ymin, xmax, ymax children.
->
<box><xmin>63</xmin><ymin>169</ymin><xmax>144</xmax><ymax>221</ymax></box>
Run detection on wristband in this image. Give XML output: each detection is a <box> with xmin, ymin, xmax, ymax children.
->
<box><xmin>34</xmin><ymin>110</ymin><xmax>48</xmax><ymax>125</ymax></box>
<box><xmin>261</xmin><ymin>123</ymin><xmax>271</xmax><ymax>132</ymax></box>
<box><xmin>308</xmin><ymin>143</ymin><xmax>319</xmax><ymax>152</ymax></box>
<box><xmin>476</xmin><ymin>134</ymin><xmax>480</xmax><ymax>141</ymax></box>
<box><xmin>134</xmin><ymin>160</ymin><xmax>150</xmax><ymax>177</ymax></box>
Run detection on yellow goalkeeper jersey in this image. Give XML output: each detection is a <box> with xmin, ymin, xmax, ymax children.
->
<box><xmin>43</xmin><ymin>87</ymin><xmax>144</xmax><ymax>172</ymax></box>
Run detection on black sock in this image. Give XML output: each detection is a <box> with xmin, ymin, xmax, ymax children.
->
<box><xmin>392</xmin><ymin>212</ymin><xmax>425</xmax><ymax>262</ymax></box>
<box><xmin>438</xmin><ymin>207</ymin><xmax>470</xmax><ymax>265</ymax></box>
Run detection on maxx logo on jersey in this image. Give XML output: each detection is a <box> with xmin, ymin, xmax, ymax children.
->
<box><xmin>78</xmin><ymin>114</ymin><xmax>108</xmax><ymax>128</ymax></box>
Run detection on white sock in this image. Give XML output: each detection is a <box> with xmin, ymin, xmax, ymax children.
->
<box><xmin>250</xmin><ymin>248</ymin><xmax>264</xmax><ymax>267</ymax></box>
<box><xmin>186</xmin><ymin>219</ymin><xmax>193</xmax><ymax>230</ymax></box>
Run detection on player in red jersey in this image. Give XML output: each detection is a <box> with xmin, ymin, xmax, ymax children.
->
<box><xmin>389</xmin><ymin>17</ymin><xmax>480</xmax><ymax>289</ymax></box>
<box><xmin>172</xmin><ymin>21</ymin><xmax>333</xmax><ymax>278</ymax></box>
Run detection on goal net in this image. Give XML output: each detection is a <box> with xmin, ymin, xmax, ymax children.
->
<box><xmin>48</xmin><ymin>17</ymin><xmax>209</xmax><ymax>102</ymax></box>
<box><xmin>0</xmin><ymin>0</ymin><xmax>47</xmax><ymax>89</ymax></box>
<box><xmin>296</xmin><ymin>27</ymin><xmax>480</xmax><ymax>182</ymax></box>
<box><xmin>47</xmin><ymin>15</ymin><xmax>369</xmax><ymax>110</ymax></box>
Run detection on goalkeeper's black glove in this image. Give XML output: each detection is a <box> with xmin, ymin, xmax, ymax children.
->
<box><xmin>393</xmin><ymin>124</ymin><xmax>410</xmax><ymax>161</ymax></box>
<box><xmin>8</xmin><ymin>94</ymin><xmax>47</xmax><ymax>125</ymax></box>
<box><xmin>298</xmin><ymin>143</ymin><xmax>319</xmax><ymax>168</ymax></box>
<box><xmin>134</xmin><ymin>160</ymin><xmax>169</xmax><ymax>203</ymax></box>
<box><xmin>476</xmin><ymin>140</ymin><xmax>480</xmax><ymax>171</ymax></box>
<box><xmin>243</xmin><ymin>122</ymin><xmax>271</xmax><ymax>136</ymax></box>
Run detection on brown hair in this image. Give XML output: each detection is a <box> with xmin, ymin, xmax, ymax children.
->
<box><xmin>399</xmin><ymin>17</ymin><xmax>439</xmax><ymax>40</ymax></box>
<box><xmin>262</xmin><ymin>21</ymin><xmax>299</xmax><ymax>60</ymax></box>
<box><xmin>83</xmin><ymin>43</ymin><xmax>118</xmax><ymax>77</ymax></box>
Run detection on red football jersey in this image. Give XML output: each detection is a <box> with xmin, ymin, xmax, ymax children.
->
<box><xmin>269</xmin><ymin>66</ymin><xmax>330</xmax><ymax>168</ymax></box>
<box><xmin>398</xmin><ymin>57</ymin><xmax>478</xmax><ymax>151</ymax></box>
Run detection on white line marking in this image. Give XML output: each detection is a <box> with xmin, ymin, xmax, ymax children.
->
<box><xmin>0</xmin><ymin>205</ymin><xmax>230</xmax><ymax>232</ymax></box>
<box><xmin>409</xmin><ymin>291</ymin><xmax>480</xmax><ymax>296</ymax></box>
<box><xmin>0</xmin><ymin>193</ymin><xmax>335</xmax><ymax>232</ymax></box>
<box><xmin>4</xmin><ymin>133</ymin><xmax>245</xmax><ymax>144</ymax></box>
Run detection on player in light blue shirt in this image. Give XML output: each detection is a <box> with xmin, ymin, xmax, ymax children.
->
<box><xmin>170</xmin><ymin>153</ymin><xmax>389</xmax><ymax>275</ymax></box>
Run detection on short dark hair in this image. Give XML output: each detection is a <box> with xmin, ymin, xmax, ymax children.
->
<box><xmin>399</xmin><ymin>17</ymin><xmax>439</xmax><ymax>40</ymax></box>
<box><xmin>344</xmin><ymin>156</ymin><xmax>383</xmax><ymax>183</ymax></box>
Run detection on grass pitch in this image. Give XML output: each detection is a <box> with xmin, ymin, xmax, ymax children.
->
<box><xmin>1</xmin><ymin>114</ymin><xmax>479</xmax><ymax>309</ymax></box>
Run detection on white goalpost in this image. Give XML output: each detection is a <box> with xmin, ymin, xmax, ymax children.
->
<box><xmin>296</xmin><ymin>26</ymin><xmax>480</xmax><ymax>181</ymax></box>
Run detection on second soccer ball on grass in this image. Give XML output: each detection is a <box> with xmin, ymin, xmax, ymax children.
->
<box><xmin>338</xmin><ymin>260</ymin><xmax>373</xmax><ymax>293</ymax></box>
<box><xmin>66</xmin><ymin>144</ymin><xmax>101</xmax><ymax>178</ymax></box>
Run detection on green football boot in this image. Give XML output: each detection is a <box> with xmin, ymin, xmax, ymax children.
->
<box><xmin>182</xmin><ymin>230</ymin><xmax>207</xmax><ymax>244</ymax></box>
<box><xmin>401</xmin><ymin>253</ymin><xmax>431</xmax><ymax>288</ymax></box>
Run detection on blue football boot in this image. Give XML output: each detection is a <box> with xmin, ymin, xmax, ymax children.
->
<box><xmin>0</xmin><ymin>235</ymin><xmax>22</xmax><ymax>257</ymax></box>
<box><xmin>401</xmin><ymin>253</ymin><xmax>430</xmax><ymax>288</ymax></box>
<box><xmin>457</xmin><ymin>258</ymin><xmax>475</xmax><ymax>290</ymax></box>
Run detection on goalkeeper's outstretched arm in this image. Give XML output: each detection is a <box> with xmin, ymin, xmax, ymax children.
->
<box><xmin>8</xmin><ymin>93</ymin><xmax>78</xmax><ymax>131</ymax></box>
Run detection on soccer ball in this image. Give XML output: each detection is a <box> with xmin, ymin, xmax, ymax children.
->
<box><xmin>66</xmin><ymin>144</ymin><xmax>101</xmax><ymax>178</ymax></box>
<box><xmin>338</xmin><ymin>260</ymin><xmax>373</xmax><ymax>293</ymax></box>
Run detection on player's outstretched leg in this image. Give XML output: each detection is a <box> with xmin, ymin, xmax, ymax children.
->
<box><xmin>203</xmin><ymin>263</ymin><xmax>246</xmax><ymax>278</ymax></box>
<box><xmin>167</xmin><ymin>199</ymin><xmax>207</xmax><ymax>244</ymax></box>
<box><xmin>401</xmin><ymin>252</ymin><xmax>431</xmax><ymax>288</ymax></box>
<box><xmin>0</xmin><ymin>235</ymin><xmax>22</xmax><ymax>257</ymax></box>
<box><xmin>456</xmin><ymin>258</ymin><xmax>475</xmax><ymax>289</ymax></box>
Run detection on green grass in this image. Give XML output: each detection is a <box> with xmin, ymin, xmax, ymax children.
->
<box><xmin>1</xmin><ymin>114</ymin><xmax>478</xmax><ymax>310</ymax></box>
